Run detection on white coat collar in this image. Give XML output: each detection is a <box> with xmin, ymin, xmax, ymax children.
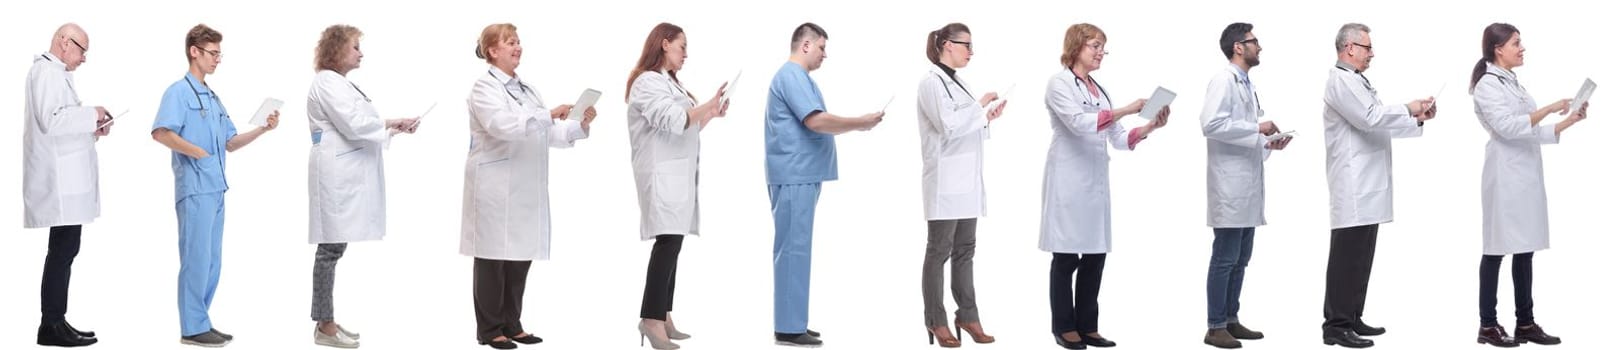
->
<box><xmin>1484</xmin><ymin>62</ymin><xmax>1517</xmax><ymax>82</ymax></box>
<box><xmin>37</xmin><ymin>52</ymin><xmax>65</xmax><ymax>68</ymax></box>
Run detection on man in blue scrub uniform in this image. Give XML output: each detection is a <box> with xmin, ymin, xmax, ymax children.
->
<box><xmin>765</xmin><ymin>22</ymin><xmax>885</xmax><ymax>348</ymax></box>
<box><xmin>149</xmin><ymin>24</ymin><xmax>280</xmax><ymax>348</ymax></box>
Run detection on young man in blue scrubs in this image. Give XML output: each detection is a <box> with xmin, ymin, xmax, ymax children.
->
<box><xmin>764</xmin><ymin>22</ymin><xmax>884</xmax><ymax>348</ymax></box>
<box><xmin>149</xmin><ymin>23</ymin><xmax>280</xmax><ymax>348</ymax></box>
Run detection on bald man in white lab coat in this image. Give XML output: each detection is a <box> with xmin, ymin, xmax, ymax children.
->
<box><xmin>22</xmin><ymin>23</ymin><xmax>113</xmax><ymax>348</ymax></box>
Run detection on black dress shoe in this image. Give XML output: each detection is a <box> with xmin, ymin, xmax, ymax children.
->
<box><xmin>774</xmin><ymin>332</ymin><xmax>822</xmax><ymax>347</ymax></box>
<box><xmin>38</xmin><ymin>322</ymin><xmax>98</xmax><ymax>347</ymax></box>
<box><xmin>1477</xmin><ymin>325</ymin><xmax>1518</xmax><ymax>348</ymax></box>
<box><xmin>1350</xmin><ymin>321</ymin><xmax>1385</xmax><ymax>336</ymax></box>
<box><xmin>1323</xmin><ymin>328</ymin><xmax>1374</xmax><ymax>348</ymax></box>
<box><xmin>1514</xmin><ymin>324</ymin><xmax>1561</xmax><ymax>345</ymax></box>
<box><xmin>1054</xmin><ymin>333</ymin><xmax>1087</xmax><ymax>349</ymax></box>
<box><xmin>510</xmin><ymin>333</ymin><xmax>543</xmax><ymax>344</ymax></box>
<box><xmin>806</xmin><ymin>329</ymin><xmax>821</xmax><ymax>337</ymax></box>
<box><xmin>1079</xmin><ymin>333</ymin><xmax>1117</xmax><ymax>348</ymax></box>
<box><xmin>478</xmin><ymin>339</ymin><xmax>517</xmax><ymax>349</ymax></box>
<box><xmin>64</xmin><ymin>321</ymin><xmax>95</xmax><ymax>338</ymax></box>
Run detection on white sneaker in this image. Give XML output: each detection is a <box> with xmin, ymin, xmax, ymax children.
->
<box><xmin>336</xmin><ymin>325</ymin><xmax>360</xmax><ymax>340</ymax></box>
<box><xmin>314</xmin><ymin>328</ymin><xmax>360</xmax><ymax>348</ymax></box>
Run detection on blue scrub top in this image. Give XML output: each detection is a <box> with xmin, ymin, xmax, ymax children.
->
<box><xmin>152</xmin><ymin>73</ymin><xmax>237</xmax><ymax>202</ymax></box>
<box><xmin>764</xmin><ymin>61</ymin><xmax>838</xmax><ymax>185</ymax></box>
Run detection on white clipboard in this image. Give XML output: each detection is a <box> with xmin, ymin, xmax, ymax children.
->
<box><xmin>250</xmin><ymin>98</ymin><xmax>284</xmax><ymax>127</ymax></box>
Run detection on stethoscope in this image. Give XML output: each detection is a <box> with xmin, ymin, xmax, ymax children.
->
<box><xmin>933</xmin><ymin>70</ymin><xmax>973</xmax><ymax>100</ymax></box>
<box><xmin>1232</xmin><ymin>72</ymin><xmax>1263</xmax><ymax>111</ymax></box>
<box><xmin>489</xmin><ymin>70</ymin><xmax>533</xmax><ymax>106</ymax></box>
<box><xmin>1071</xmin><ymin>74</ymin><xmax>1111</xmax><ymax>108</ymax></box>
<box><xmin>183</xmin><ymin>75</ymin><xmax>224</xmax><ymax>120</ymax></box>
<box><xmin>41</xmin><ymin>54</ymin><xmax>77</xmax><ymax>96</ymax></box>
<box><xmin>1335</xmin><ymin>65</ymin><xmax>1377</xmax><ymax>94</ymax></box>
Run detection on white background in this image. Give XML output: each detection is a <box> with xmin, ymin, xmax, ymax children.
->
<box><xmin>1</xmin><ymin>0</ymin><xmax>1613</xmax><ymax>349</ymax></box>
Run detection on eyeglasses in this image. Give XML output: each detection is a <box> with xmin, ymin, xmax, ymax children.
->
<box><xmin>947</xmin><ymin>40</ymin><xmax>973</xmax><ymax>51</ymax></box>
<box><xmin>68</xmin><ymin>38</ymin><xmax>88</xmax><ymax>54</ymax></box>
<box><xmin>194</xmin><ymin>46</ymin><xmax>223</xmax><ymax>59</ymax></box>
<box><xmin>1087</xmin><ymin>42</ymin><xmax>1110</xmax><ymax>56</ymax></box>
<box><xmin>1349</xmin><ymin>42</ymin><xmax>1373</xmax><ymax>52</ymax></box>
<box><xmin>1237</xmin><ymin>38</ymin><xmax>1260</xmax><ymax>46</ymax></box>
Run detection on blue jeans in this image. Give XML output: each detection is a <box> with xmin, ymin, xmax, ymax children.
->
<box><xmin>1207</xmin><ymin>227</ymin><xmax>1255</xmax><ymax>329</ymax></box>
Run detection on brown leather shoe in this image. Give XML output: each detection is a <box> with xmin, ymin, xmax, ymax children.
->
<box><xmin>1514</xmin><ymin>324</ymin><xmax>1561</xmax><ymax>345</ymax></box>
<box><xmin>1477</xmin><ymin>325</ymin><xmax>1518</xmax><ymax>348</ymax></box>
<box><xmin>1204</xmin><ymin>328</ymin><xmax>1242</xmax><ymax>349</ymax></box>
<box><xmin>1228</xmin><ymin>322</ymin><xmax>1264</xmax><ymax>340</ymax></box>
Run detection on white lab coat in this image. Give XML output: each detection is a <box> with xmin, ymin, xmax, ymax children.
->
<box><xmin>916</xmin><ymin>64</ymin><xmax>989</xmax><ymax>221</ymax></box>
<box><xmin>461</xmin><ymin>67</ymin><xmax>587</xmax><ymax>261</ymax></box>
<box><xmin>1039</xmin><ymin>68</ymin><xmax>1136</xmax><ymax>254</ymax></box>
<box><xmin>626</xmin><ymin>70</ymin><xmax>701</xmax><ymax>240</ymax></box>
<box><xmin>23</xmin><ymin>52</ymin><xmax>100</xmax><ymax>229</ymax></box>
<box><xmin>1201</xmin><ymin>64</ymin><xmax>1271</xmax><ymax>228</ymax></box>
<box><xmin>1322</xmin><ymin>61</ymin><xmax>1423</xmax><ymax>229</ymax></box>
<box><xmin>307</xmin><ymin>70</ymin><xmax>392</xmax><ymax>244</ymax></box>
<box><xmin>1472</xmin><ymin>63</ymin><xmax>1555</xmax><ymax>255</ymax></box>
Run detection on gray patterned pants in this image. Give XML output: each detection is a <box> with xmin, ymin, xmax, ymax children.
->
<box><xmin>311</xmin><ymin>243</ymin><xmax>347</xmax><ymax>321</ymax></box>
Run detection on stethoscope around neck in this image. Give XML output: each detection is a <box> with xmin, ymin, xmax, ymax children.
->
<box><xmin>184</xmin><ymin>75</ymin><xmax>223</xmax><ymax>119</ymax></box>
<box><xmin>490</xmin><ymin>70</ymin><xmax>534</xmax><ymax>106</ymax></box>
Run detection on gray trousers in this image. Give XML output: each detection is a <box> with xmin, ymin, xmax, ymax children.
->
<box><xmin>311</xmin><ymin>243</ymin><xmax>347</xmax><ymax>322</ymax></box>
<box><xmin>922</xmin><ymin>218</ymin><xmax>979</xmax><ymax>327</ymax></box>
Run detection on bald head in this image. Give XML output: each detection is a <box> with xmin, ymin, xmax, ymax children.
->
<box><xmin>51</xmin><ymin>23</ymin><xmax>89</xmax><ymax>71</ymax></box>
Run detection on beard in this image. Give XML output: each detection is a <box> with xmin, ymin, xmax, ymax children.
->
<box><xmin>1244</xmin><ymin>53</ymin><xmax>1260</xmax><ymax>68</ymax></box>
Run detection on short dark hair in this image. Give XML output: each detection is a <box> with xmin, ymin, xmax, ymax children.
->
<box><xmin>1219</xmin><ymin>22</ymin><xmax>1254</xmax><ymax>59</ymax></box>
<box><xmin>790</xmin><ymin>22</ymin><xmax>828</xmax><ymax>51</ymax></box>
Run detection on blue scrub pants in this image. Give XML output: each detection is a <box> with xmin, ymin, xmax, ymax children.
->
<box><xmin>770</xmin><ymin>183</ymin><xmax>821</xmax><ymax>334</ymax></box>
<box><xmin>176</xmin><ymin>192</ymin><xmax>225</xmax><ymax>336</ymax></box>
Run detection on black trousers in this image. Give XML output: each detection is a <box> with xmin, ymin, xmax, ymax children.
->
<box><xmin>473</xmin><ymin>258</ymin><xmax>532</xmax><ymax>342</ymax></box>
<box><xmin>1050</xmin><ymin>253</ymin><xmax>1106</xmax><ymax>335</ymax></box>
<box><xmin>42</xmin><ymin>225</ymin><xmax>83</xmax><ymax>324</ymax></box>
<box><xmin>640</xmin><ymin>235</ymin><xmax>684</xmax><ymax>320</ymax></box>
<box><xmin>1480</xmin><ymin>252</ymin><xmax>1535</xmax><ymax>327</ymax></box>
<box><xmin>1323</xmin><ymin>224</ymin><xmax>1378</xmax><ymax>330</ymax></box>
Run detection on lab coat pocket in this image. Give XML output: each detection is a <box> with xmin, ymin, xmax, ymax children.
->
<box><xmin>939</xmin><ymin>152</ymin><xmax>976</xmax><ymax>194</ymax></box>
<box><xmin>653</xmin><ymin>159</ymin><xmax>693</xmax><ymax>204</ymax></box>
<box><xmin>55</xmin><ymin>149</ymin><xmax>95</xmax><ymax>195</ymax></box>
<box><xmin>474</xmin><ymin>158</ymin><xmax>512</xmax><ymax>210</ymax></box>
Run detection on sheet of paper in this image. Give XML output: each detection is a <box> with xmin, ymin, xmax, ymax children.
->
<box><xmin>250</xmin><ymin>98</ymin><xmax>284</xmax><ymax>127</ymax></box>
<box><xmin>1265</xmin><ymin>130</ymin><xmax>1296</xmax><ymax>142</ymax></box>
<box><xmin>1570</xmin><ymin>78</ymin><xmax>1596</xmax><ymax>116</ymax></box>
<box><xmin>1138</xmin><ymin>87</ymin><xmax>1177</xmax><ymax>121</ymax></box>
<box><xmin>98</xmin><ymin>109</ymin><xmax>128</xmax><ymax>129</ymax></box>
<box><xmin>720</xmin><ymin>70</ymin><xmax>742</xmax><ymax>104</ymax></box>
<box><xmin>567</xmin><ymin>89</ymin><xmax>602</xmax><ymax>121</ymax></box>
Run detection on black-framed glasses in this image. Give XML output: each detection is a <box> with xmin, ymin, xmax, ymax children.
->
<box><xmin>947</xmin><ymin>40</ymin><xmax>973</xmax><ymax>51</ymax></box>
<box><xmin>1237</xmin><ymin>38</ymin><xmax>1260</xmax><ymax>46</ymax></box>
<box><xmin>193</xmin><ymin>46</ymin><xmax>223</xmax><ymax>59</ymax></box>
<box><xmin>68</xmin><ymin>38</ymin><xmax>88</xmax><ymax>54</ymax></box>
<box><xmin>1350</xmin><ymin>42</ymin><xmax>1373</xmax><ymax>52</ymax></box>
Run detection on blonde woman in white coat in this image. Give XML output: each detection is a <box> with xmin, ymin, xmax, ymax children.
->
<box><xmin>1468</xmin><ymin>23</ymin><xmax>1586</xmax><ymax>348</ymax></box>
<box><xmin>1040</xmin><ymin>23</ymin><xmax>1169</xmax><ymax>350</ymax></box>
<box><xmin>624</xmin><ymin>22</ymin><xmax>729</xmax><ymax>350</ymax></box>
<box><xmin>462</xmin><ymin>23</ymin><xmax>596</xmax><ymax>350</ymax></box>
<box><xmin>916</xmin><ymin>22</ymin><xmax>1003</xmax><ymax>348</ymax></box>
<box><xmin>305</xmin><ymin>25</ymin><xmax>420</xmax><ymax>348</ymax></box>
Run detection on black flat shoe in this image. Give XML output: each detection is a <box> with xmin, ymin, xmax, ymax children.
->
<box><xmin>479</xmin><ymin>339</ymin><xmax>517</xmax><ymax>349</ymax></box>
<box><xmin>64</xmin><ymin>321</ymin><xmax>95</xmax><ymax>338</ymax></box>
<box><xmin>1054</xmin><ymin>334</ymin><xmax>1087</xmax><ymax>349</ymax></box>
<box><xmin>1080</xmin><ymin>333</ymin><xmax>1116</xmax><ymax>347</ymax></box>
<box><xmin>774</xmin><ymin>332</ymin><xmax>822</xmax><ymax>347</ymax></box>
<box><xmin>511</xmin><ymin>334</ymin><xmax>543</xmax><ymax>344</ymax></box>
<box><xmin>38</xmin><ymin>322</ymin><xmax>97</xmax><ymax>347</ymax></box>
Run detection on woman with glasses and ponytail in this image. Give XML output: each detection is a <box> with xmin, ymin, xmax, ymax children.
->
<box><xmin>915</xmin><ymin>22</ymin><xmax>1002</xmax><ymax>348</ymax></box>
